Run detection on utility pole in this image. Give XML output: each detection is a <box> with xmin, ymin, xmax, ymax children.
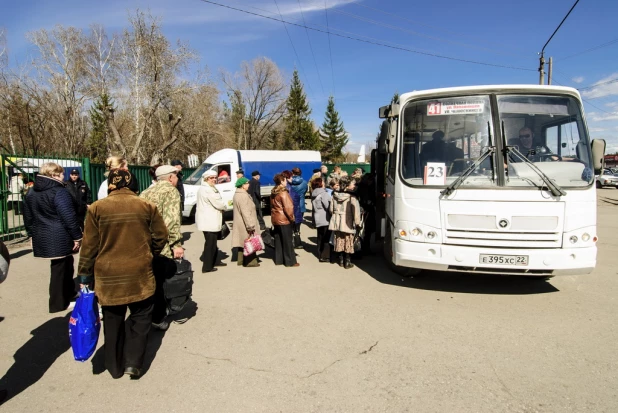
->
<box><xmin>548</xmin><ymin>57</ymin><xmax>553</xmax><ymax>85</ymax></box>
<box><xmin>538</xmin><ymin>0</ymin><xmax>580</xmax><ymax>85</ymax></box>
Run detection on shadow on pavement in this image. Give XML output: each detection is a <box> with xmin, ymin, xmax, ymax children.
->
<box><xmin>182</xmin><ymin>232</ymin><xmax>192</xmax><ymax>242</ymax></box>
<box><xmin>353</xmin><ymin>244</ymin><xmax>559</xmax><ymax>296</ymax></box>
<box><xmin>9</xmin><ymin>248</ymin><xmax>32</xmax><ymax>260</ymax></box>
<box><xmin>91</xmin><ymin>300</ymin><xmax>198</xmax><ymax>379</ymax></box>
<box><xmin>0</xmin><ymin>313</ymin><xmax>71</xmax><ymax>405</ymax></box>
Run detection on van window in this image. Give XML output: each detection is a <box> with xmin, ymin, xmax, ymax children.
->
<box><xmin>217</xmin><ymin>164</ymin><xmax>231</xmax><ymax>184</ymax></box>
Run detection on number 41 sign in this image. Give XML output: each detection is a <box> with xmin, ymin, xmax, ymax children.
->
<box><xmin>424</xmin><ymin>162</ymin><xmax>446</xmax><ymax>185</ymax></box>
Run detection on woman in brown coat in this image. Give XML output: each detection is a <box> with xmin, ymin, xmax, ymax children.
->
<box><xmin>231</xmin><ymin>177</ymin><xmax>259</xmax><ymax>267</ymax></box>
<box><xmin>77</xmin><ymin>170</ymin><xmax>168</xmax><ymax>379</ymax></box>
<box><xmin>328</xmin><ymin>176</ymin><xmax>361</xmax><ymax>269</ymax></box>
<box><xmin>270</xmin><ymin>174</ymin><xmax>299</xmax><ymax>267</ymax></box>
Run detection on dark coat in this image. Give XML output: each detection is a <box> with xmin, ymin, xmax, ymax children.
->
<box><xmin>24</xmin><ymin>175</ymin><xmax>83</xmax><ymax>259</ymax></box>
<box><xmin>248</xmin><ymin>177</ymin><xmax>261</xmax><ymax>205</ymax></box>
<box><xmin>176</xmin><ymin>171</ymin><xmax>185</xmax><ymax>207</ymax></box>
<box><xmin>77</xmin><ymin>188</ymin><xmax>168</xmax><ymax>306</ymax></box>
<box><xmin>66</xmin><ymin>178</ymin><xmax>91</xmax><ymax>218</ymax></box>
<box><xmin>287</xmin><ymin>183</ymin><xmax>303</xmax><ymax>224</ymax></box>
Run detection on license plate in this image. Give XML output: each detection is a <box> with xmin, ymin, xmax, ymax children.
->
<box><xmin>479</xmin><ymin>254</ymin><xmax>528</xmax><ymax>266</ymax></box>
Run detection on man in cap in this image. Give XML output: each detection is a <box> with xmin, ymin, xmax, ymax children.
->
<box><xmin>170</xmin><ymin>160</ymin><xmax>185</xmax><ymax>219</ymax></box>
<box><xmin>140</xmin><ymin>165</ymin><xmax>184</xmax><ymax>331</ymax></box>
<box><xmin>236</xmin><ymin>169</ymin><xmax>245</xmax><ymax>180</ymax></box>
<box><xmin>248</xmin><ymin>170</ymin><xmax>265</xmax><ymax>231</ymax></box>
<box><xmin>66</xmin><ymin>168</ymin><xmax>91</xmax><ymax>230</ymax></box>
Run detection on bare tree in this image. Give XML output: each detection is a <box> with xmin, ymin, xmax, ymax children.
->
<box><xmin>83</xmin><ymin>24</ymin><xmax>118</xmax><ymax>97</ymax></box>
<box><xmin>222</xmin><ymin>57</ymin><xmax>286</xmax><ymax>149</ymax></box>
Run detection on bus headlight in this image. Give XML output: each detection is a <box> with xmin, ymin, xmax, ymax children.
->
<box><xmin>581</xmin><ymin>233</ymin><xmax>590</xmax><ymax>242</ymax></box>
<box><xmin>399</xmin><ymin>230</ymin><xmax>407</xmax><ymax>237</ymax></box>
<box><xmin>426</xmin><ymin>231</ymin><xmax>437</xmax><ymax>239</ymax></box>
<box><xmin>411</xmin><ymin>228</ymin><xmax>422</xmax><ymax>237</ymax></box>
<box><xmin>569</xmin><ymin>235</ymin><xmax>578</xmax><ymax>244</ymax></box>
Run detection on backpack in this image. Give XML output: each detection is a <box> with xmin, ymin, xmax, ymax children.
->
<box><xmin>163</xmin><ymin>258</ymin><xmax>194</xmax><ymax>313</ymax></box>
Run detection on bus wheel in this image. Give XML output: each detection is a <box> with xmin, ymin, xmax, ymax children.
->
<box><xmin>384</xmin><ymin>225</ymin><xmax>421</xmax><ymax>278</ymax></box>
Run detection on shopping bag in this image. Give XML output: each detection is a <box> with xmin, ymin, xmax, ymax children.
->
<box><xmin>163</xmin><ymin>258</ymin><xmax>193</xmax><ymax>313</ymax></box>
<box><xmin>68</xmin><ymin>287</ymin><xmax>101</xmax><ymax>362</ymax></box>
<box><xmin>217</xmin><ymin>223</ymin><xmax>230</xmax><ymax>240</ymax></box>
<box><xmin>261</xmin><ymin>228</ymin><xmax>275</xmax><ymax>249</ymax></box>
<box><xmin>243</xmin><ymin>234</ymin><xmax>264</xmax><ymax>256</ymax></box>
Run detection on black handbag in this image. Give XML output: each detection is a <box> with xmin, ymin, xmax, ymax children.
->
<box><xmin>163</xmin><ymin>258</ymin><xmax>193</xmax><ymax>313</ymax></box>
<box><xmin>217</xmin><ymin>223</ymin><xmax>230</xmax><ymax>240</ymax></box>
<box><xmin>262</xmin><ymin>228</ymin><xmax>275</xmax><ymax>249</ymax></box>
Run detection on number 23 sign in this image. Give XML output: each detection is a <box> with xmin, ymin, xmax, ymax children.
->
<box><xmin>424</xmin><ymin>162</ymin><xmax>446</xmax><ymax>185</ymax></box>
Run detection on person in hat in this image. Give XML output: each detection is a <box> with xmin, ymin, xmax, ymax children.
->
<box><xmin>66</xmin><ymin>168</ymin><xmax>91</xmax><ymax>230</ymax></box>
<box><xmin>196</xmin><ymin>170</ymin><xmax>228</xmax><ymax>272</ymax></box>
<box><xmin>139</xmin><ymin>165</ymin><xmax>184</xmax><ymax>331</ymax></box>
<box><xmin>78</xmin><ymin>169</ymin><xmax>168</xmax><ymax>379</ymax></box>
<box><xmin>217</xmin><ymin>169</ymin><xmax>230</xmax><ymax>184</ymax></box>
<box><xmin>97</xmin><ymin>156</ymin><xmax>139</xmax><ymax>200</ymax></box>
<box><xmin>236</xmin><ymin>169</ymin><xmax>245</xmax><ymax>179</ymax></box>
<box><xmin>170</xmin><ymin>160</ymin><xmax>185</xmax><ymax>218</ymax></box>
<box><xmin>231</xmin><ymin>177</ymin><xmax>259</xmax><ymax>267</ymax></box>
<box><xmin>247</xmin><ymin>170</ymin><xmax>265</xmax><ymax>231</ymax></box>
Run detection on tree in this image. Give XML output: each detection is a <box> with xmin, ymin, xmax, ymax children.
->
<box><xmin>282</xmin><ymin>69</ymin><xmax>319</xmax><ymax>150</ymax></box>
<box><xmin>222</xmin><ymin>57</ymin><xmax>286</xmax><ymax>150</ymax></box>
<box><xmin>87</xmin><ymin>94</ymin><xmax>113</xmax><ymax>163</ymax></box>
<box><xmin>320</xmin><ymin>96</ymin><xmax>347</xmax><ymax>162</ymax></box>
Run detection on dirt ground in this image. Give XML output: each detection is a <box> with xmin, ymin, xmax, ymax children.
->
<box><xmin>1</xmin><ymin>192</ymin><xmax>617</xmax><ymax>412</ymax></box>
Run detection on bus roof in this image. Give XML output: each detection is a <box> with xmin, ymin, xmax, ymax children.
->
<box><xmin>398</xmin><ymin>85</ymin><xmax>581</xmax><ymax>104</ymax></box>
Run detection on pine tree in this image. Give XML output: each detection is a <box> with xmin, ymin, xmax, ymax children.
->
<box><xmin>282</xmin><ymin>70</ymin><xmax>320</xmax><ymax>150</ymax></box>
<box><xmin>87</xmin><ymin>94</ymin><xmax>113</xmax><ymax>163</ymax></box>
<box><xmin>320</xmin><ymin>96</ymin><xmax>347</xmax><ymax>162</ymax></box>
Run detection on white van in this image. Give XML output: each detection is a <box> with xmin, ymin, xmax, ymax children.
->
<box><xmin>182</xmin><ymin>149</ymin><xmax>321</xmax><ymax>218</ymax></box>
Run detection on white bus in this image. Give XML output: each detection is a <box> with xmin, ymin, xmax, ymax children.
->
<box><xmin>375</xmin><ymin>85</ymin><xmax>605</xmax><ymax>278</ymax></box>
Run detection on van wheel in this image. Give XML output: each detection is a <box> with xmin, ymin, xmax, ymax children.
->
<box><xmin>384</xmin><ymin>224</ymin><xmax>421</xmax><ymax>278</ymax></box>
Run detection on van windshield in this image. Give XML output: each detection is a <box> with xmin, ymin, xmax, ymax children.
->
<box><xmin>184</xmin><ymin>163</ymin><xmax>213</xmax><ymax>185</ymax></box>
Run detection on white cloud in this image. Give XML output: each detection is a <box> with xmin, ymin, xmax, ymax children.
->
<box><xmin>606</xmin><ymin>102</ymin><xmax>618</xmax><ymax>108</ymax></box>
<box><xmin>572</xmin><ymin>76</ymin><xmax>584</xmax><ymax>84</ymax></box>
<box><xmin>589</xmin><ymin>112</ymin><xmax>618</xmax><ymax>122</ymax></box>
<box><xmin>581</xmin><ymin>72</ymin><xmax>618</xmax><ymax>99</ymax></box>
<box><xmin>589</xmin><ymin>127</ymin><xmax>607</xmax><ymax>132</ymax></box>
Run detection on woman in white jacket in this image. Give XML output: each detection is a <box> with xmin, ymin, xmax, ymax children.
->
<box><xmin>196</xmin><ymin>170</ymin><xmax>228</xmax><ymax>272</ymax></box>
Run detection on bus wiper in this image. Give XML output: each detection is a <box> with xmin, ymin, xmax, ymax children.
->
<box><xmin>441</xmin><ymin>147</ymin><xmax>495</xmax><ymax>196</ymax></box>
<box><xmin>506</xmin><ymin>147</ymin><xmax>566</xmax><ymax>197</ymax></box>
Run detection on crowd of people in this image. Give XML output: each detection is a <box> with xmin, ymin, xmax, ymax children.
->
<box><xmin>18</xmin><ymin>156</ymin><xmax>375</xmax><ymax>382</ymax></box>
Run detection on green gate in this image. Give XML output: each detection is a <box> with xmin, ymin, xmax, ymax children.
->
<box><xmin>0</xmin><ymin>154</ymin><xmax>86</xmax><ymax>241</ymax></box>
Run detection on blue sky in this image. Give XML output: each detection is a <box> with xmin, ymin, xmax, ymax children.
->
<box><xmin>2</xmin><ymin>0</ymin><xmax>617</xmax><ymax>153</ymax></box>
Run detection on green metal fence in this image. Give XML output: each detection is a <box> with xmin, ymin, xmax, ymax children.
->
<box><xmin>0</xmin><ymin>154</ymin><xmax>197</xmax><ymax>240</ymax></box>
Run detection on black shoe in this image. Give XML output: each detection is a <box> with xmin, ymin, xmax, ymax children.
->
<box><xmin>151</xmin><ymin>320</ymin><xmax>170</xmax><ymax>331</ymax></box>
<box><xmin>202</xmin><ymin>268</ymin><xmax>218</xmax><ymax>273</ymax></box>
<box><xmin>344</xmin><ymin>255</ymin><xmax>354</xmax><ymax>269</ymax></box>
<box><xmin>124</xmin><ymin>367</ymin><xmax>141</xmax><ymax>379</ymax></box>
<box><xmin>215</xmin><ymin>262</ymin><xmax>227</xmax><ymax>267</ymax></box>
<box><xmin>338</xmin><ymin>255</ymin><xmax>344</xmax><ymax>267</ymax></box>
<box><xmin>319</xmin><ymin>258</ymin><xmax>329</xmax><ymax>263</ymax></box>
<box><xmin>0</xmin><ymin>389</ymin><xmax>7</xmax><ymax>405</ymax></box>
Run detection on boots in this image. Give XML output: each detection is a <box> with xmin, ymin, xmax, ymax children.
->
<box><xmin>338</xmin><ymin>253</ymin><xmax>344</xmax><ymax>267</ymax></box>
<box><xmin>344</xmin><ymin>253</ymin><xmax>354</xmax><ymax>269</ymax></box>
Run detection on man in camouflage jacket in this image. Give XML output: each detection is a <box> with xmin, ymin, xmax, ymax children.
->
<box><xmin>140</xmin><ymin>165</ymin><xmax>184</xmax><ymax>330</ymax></box>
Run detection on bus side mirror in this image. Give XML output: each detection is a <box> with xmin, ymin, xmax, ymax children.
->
<box><xmin>591</xmin><ymin>138</ymin><xmax>606</xmax><ymax>174</ymax></box>
<box><xmin>378</xmin><ymin>121</ymin><xmax>389</xmax><ymax>154</ymax></box>
<box><xmin>387</xmin><ymin>118</ymin><xmax>397</xmax><ymax>154</ymax></box>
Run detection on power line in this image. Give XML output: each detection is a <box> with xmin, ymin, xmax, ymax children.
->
<box><xmin>552</xmin><ymin>75</ymin><xmax>615</xmax><ymax>115</ymax></box>
<box><xmin>555</xmin><ymin>38</ymin><xmax>618</xmax><ymax>61</ymax></box>
<box><xmin>541</xmin><ymin>0</ymin><xmax>581</xmax><ymax>55</ymax></box>
<box><xmin>324</xmin><ymin>0</ymin><xmax>336</xmax><ymax>97</ymax></box>
<box><xmin>578</xmin><ymin>78</ymin><xmax>618</xmax><ymax>91</ymax></box>
<box><xmin>347</xmin><ymin>0</ymin><xmax>533</xmax><ymax>55</ymax></box>
<box><xmin>272</xmin><ymin>0</ymin><xmax>314</xmax><ymax>96</ymax></box>
<box><xmin>331</xmin><ymin>8</ymin><xmax>531</xmax><ymax>59</ymax></box>
<box><xmin>198</xmin><ymin>0</ymin><xmax>536</xmax><ymax>72</ymax></box>
<box><xmin>297</xmin><ymin>0</ymin><xmax>324</xmax><ymax>95</ymax></box>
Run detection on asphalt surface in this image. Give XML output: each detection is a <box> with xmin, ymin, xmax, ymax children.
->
<box><xmin>1</xmin><ymin>192</ymin><xmax>617</xmax><ymax>412</ymax></box>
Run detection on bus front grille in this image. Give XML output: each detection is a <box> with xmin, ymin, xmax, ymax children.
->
<box><xmin>444</xmin><ymin>229</ymin><xmax>561</xmax><ymax>248</ymax></box>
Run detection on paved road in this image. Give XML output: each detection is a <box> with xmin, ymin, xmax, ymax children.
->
<box><xmin>1</xmin><ymin>192</ymin><xmax>618</xmax><ymax>412</ymax></box>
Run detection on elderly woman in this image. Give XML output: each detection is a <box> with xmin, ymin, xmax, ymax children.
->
<box><xmin>271</xmin><ymin>173</ymin><xmax>299</xmax><ymax>267</ymax></box>
<box><xmin>97</xmin><ymin>156</ymin><xmax>140</xmax><ymax>199</ymax></box>
<box><xmin>231</xmin><ymin>177</ymin><xmax>259</xmax><ymax>267</ymax></box>
<box><xmin>196</xmin><ymin>170</ymin><xmax>227</xmax><ymax>272</ymax></box>
<box><xmin>77</xmin><ymin>170</ymin><xmax>168</xmax><ymax>379</ymax></box>
<box><xmin>311</xmin><ymin>177</ymin><xmax>332</xmax><ymax>263</ymax></box>
<box><xmin>23</xmin><ymin>162</ymin><xmax>82</xmax><ymax>313</ymax></box>
<box><xmin>329</xmin><ymin>176</ymin><xmax>361</xmax><ymax>269</ymax></box>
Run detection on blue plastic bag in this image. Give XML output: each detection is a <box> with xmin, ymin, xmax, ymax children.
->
<box><xmin>68</xmin><ymin>287</ymin><xmax>101</xmax><ymax>362</ymax></box>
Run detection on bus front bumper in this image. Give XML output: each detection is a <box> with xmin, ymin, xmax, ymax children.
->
<box><xmin>394</xmin><ymin>240</ymin><xmax>596</xmax><ymax>276</ymax></box>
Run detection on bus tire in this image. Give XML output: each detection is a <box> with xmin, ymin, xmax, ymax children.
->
<box><xmin>384</xmin><ymin>224</ymin><xmax>421</xmax><ymax>278</ymax></box>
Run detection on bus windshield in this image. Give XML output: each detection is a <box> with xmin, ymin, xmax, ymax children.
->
<box><xmin>399</xmin><ymin>93</ymin><xmax>593</xmax><ymax>189</ymax></box>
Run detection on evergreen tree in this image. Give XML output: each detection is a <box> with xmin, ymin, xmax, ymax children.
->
<box><xmin>87</xmin><ymin>94</ymin><xmax>113</xmax><ymax>163</ymax></box>
<box><xmin>320</xmin><ymin>96</ymin><xmax>347</xmax><ymax>162</ymax></box>
<box><xmin>282</xmin><ymin>70</ymin><xmax>320</xmax><ymax>150</ymax></box>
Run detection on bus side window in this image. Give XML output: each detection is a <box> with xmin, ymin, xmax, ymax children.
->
<box><xmin>546</xmin><ymin>125</ymin><xmax>558</xmax><ymax>154</ymax></box>
<box><xmin>387</xmin><ymin>144</ymin><xmax>397</xmax><ymax>181</ymax></box>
